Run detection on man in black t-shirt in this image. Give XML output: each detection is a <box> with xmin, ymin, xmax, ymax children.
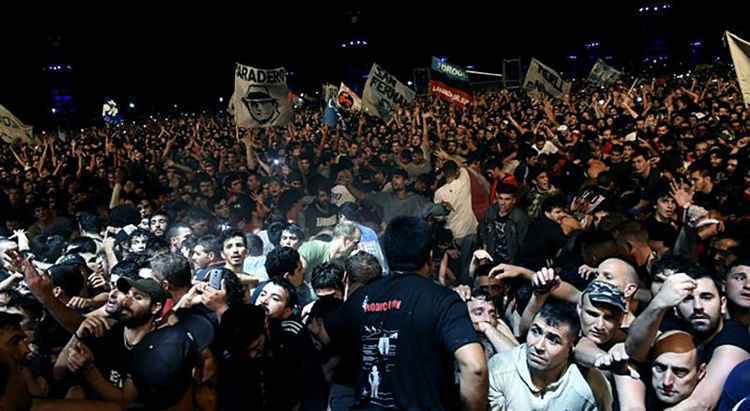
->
<box><xmin>323</xmin><ymin>216</ymin><xmax>487</xmax><ymax>410</ymax></box>
<box><xmin>64</xmin><ymin>278</ymin><xmax>200</xmax><ymax>410</ymax></box>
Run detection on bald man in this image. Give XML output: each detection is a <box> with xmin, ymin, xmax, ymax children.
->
<box><xmin>595</xmin><ymin>258</ymin><xmax>640</xmax><ymax>327</ymax></box>
<box><xmin>614</xmin><ymin>331</ymin><xmax>706</xmax><ymax>411</ymax></box>
<box><xmin>514</xmin><ymin>258</ymin><xmax>640</xmax><ymax>325</ymax></box>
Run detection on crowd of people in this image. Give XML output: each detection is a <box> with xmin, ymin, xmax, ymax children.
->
<box><xmin>0</xmin><ymin>62</ymin><xmax>749</xmax><ymax>411</ymax></box>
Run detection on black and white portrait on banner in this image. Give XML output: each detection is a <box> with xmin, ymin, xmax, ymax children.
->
<box><xmin>230</xmin><ymin>63</ymin><xmax>292</xmax><ymax>128</ymax></box>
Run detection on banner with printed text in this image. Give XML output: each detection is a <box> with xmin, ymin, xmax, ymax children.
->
<box><xmin>522</xmin><ymin>58</ymin><xmax>571</xmax><ymax>100</ymax></box>
<box><xmin>229</xmin><ymin>63</ymin><xmax>292</xmax><ymax>128</ymax></box>
<box><xmin>430</xmin><ymin>80</ymin><xmax>473</xmax><ymax>107</ymax></box>
<box><xmin>362</xmin><ymin>63</ymin><xmax>416</xmax><ymax>120</ymax></box>
<box><xmin>431</xmin><ymin>56</ymin><xmax>469</xmax><ymax>82</ymax></box>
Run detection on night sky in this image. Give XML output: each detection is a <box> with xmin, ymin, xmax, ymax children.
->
<box><xmin>0</xmin><ymin>3</ymin><xmax>746</xmax><ymax>127</ymax></box>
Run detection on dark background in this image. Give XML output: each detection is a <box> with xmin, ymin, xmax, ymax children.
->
<box><xmin>0</xmin><ymin>3</ymin><xmax>747</xmax><ymax>128</ymax></box>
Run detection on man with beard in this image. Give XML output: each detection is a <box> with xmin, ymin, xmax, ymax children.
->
<box><xmin>194</xmin><ymin>173</ymin><xmax>217</xmax><ymax>210</ymax></box>
<box><xmin>149</xmin><ymin>210</ymin><xmax>170</xmax><ymax>239</ymax></box>
<box><xmin>303</xmin><ymin>184</ymin><xmax>339</xmax><ymax>236</ymax></box>
<box><xmin>62</xmin><ymin>277</ymin><xmax>200</xmax><ymax>410</ymax></box>
<box><xmin>626</xmin><ymin>266</ymin><xmax>750</xmax><ymax>410</ymax></box>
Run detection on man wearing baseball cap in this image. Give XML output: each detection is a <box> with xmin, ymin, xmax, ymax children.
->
<box><xmin>62</xmin><ymin>276</ymin><xmax>202</xmax><ymax>410</ymax></box>
<box><xmin>523</xmin><ymin>271</ymin><xmax>632</xmax><ymax>376</ymax></box>
<box><xmin>575</xmin><ymin>281</ymin><xmax>634</xmax><ymax>377</ymax></box>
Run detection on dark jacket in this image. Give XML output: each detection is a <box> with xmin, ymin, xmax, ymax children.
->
<box><xmin>479</xmin><ymin>205</ymin><xmax>530</xmax><ymax>265</ymax></box>
<box><xmin>520</xmin><ymin>216</ymin><xmax>568</xmax><ymax>271</ymax></box>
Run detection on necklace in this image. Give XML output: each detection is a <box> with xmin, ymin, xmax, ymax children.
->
<box><xmin>123</xmin><ymin>322</ymin><xmax>156</xmax><ymax>351</ymax></box>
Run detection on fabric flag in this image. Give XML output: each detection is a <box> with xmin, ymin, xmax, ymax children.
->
<box><xmin>726</xmin><ymin>31</ymin><xmax>750</xmax><ymax>106</ymax></box>
<box><xmin>430</xmin><ymin>80</ymin><xmax>473</xmax><ymax>107</ymax></box>
<box><xmin>102</xmin><ymin>98</ymin><xmax>123</xmax><ymax>125</ymax></box>
<box><xmin>322</xmin><ymin>83</ymin><xmax>339</xmax><ymax>103</ymax></box>
<box><xmin>431</xmin><ymin>57</ymin><xmax>469</xmax><ymax>82</ymax></box>
<box><xmin>323</xmin><ymin>98</ymin><xmax>338</xmax><ymax>128</ymax></box>
<box><xmin>229</xmin><ymin>63</ymin><xmax>292</xmax><ymax>128</ymax></box>
<box><xmin>362</xmin><ymin>63</ymin><xmax>416</xmax><ymax>120</ymax></box>
<box><xmin>522</xmin><ymin>58</ymin><xmax>571</xmax><ymax>100</ymax></box>
<box><xmin>336</xmin><ymin>82</ymin><xmax>362</xmax><ymax>111</ymax></box>
<box><xmin>588</xmin><ymin>59</ymin><xmax>623</xmax><ymax>86</ymax></box>
<box><xmin>0</xmin><ymin>105</ymin><xmax>34</xmax><ymax>145</ymax></box>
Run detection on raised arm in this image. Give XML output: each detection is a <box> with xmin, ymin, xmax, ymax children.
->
<box><xmin>625</xmin><ymin>273</ymin><xmax>696</xmax><ymax>361</ymax></box>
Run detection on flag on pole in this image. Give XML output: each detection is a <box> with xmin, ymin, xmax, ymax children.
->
<box><xmin>336</xmin><ymin>82</ymin><xmax>362</xmax><ymax>111</ymax></box>
<box><xmin>0</xmin><ymin>105</ymin><xmax>34</xmax><ymax>145</ymax></box>
<box><xmin>323</xmin><ymin>98</ymin><xmax>338</xmax><ymax>128</ymax></box>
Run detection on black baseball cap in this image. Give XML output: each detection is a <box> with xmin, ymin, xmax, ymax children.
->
<box><xmin>116</xmin><ymin>277</ymin><xmax>170</xmax><ymax>305</ymax></box>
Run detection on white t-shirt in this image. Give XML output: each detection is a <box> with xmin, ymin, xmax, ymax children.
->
<box><xmin>434</xmin><ymin>168</ymin><xmax>478</xmax><ymax>238</ymax></box>
<box><xmin>331</xmin><ymin>184</ymin><xmax>357</xmax><ymax>207</ymax></box>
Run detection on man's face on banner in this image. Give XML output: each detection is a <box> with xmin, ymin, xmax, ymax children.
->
<box><xmin>242</xmin><ymin>86</ymin><xmax>279</xmax><ymax>125</ymax></box>
<box><xmin>338</xmin><ymin>92</ymin><xmax>353</xmax><ymax>109</ymax></box>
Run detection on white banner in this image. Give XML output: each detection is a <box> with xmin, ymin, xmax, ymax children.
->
<box><xmin>588</xmin><ymin>59</ymin><xmax>623</xmax><ymax>86</ymax></box>
<box><xmin>0</xmin><ymin>105</ymin><xmax>34</xmax><ymax>145</ymax></box>
<box><xmin>336</xmin><ymin>82</ymin><xmax>362</xmax><ymax>111</ymax></box>
<box><xmin>362</xmin><ymin>63</ymin><xmax>416</xmax><ymax>120</ymax></box>
<box><xmin>727</xmin><ymin>31</ymin><xmax>750</xmax><ymax>106</ymax></box>
<box><xmin>322</xmin><ymin>83</ymin><xmax>339</xmax><ymax>103</ymax></box>
<box><xmin>230</xmin><ymin>63</ymin><xmax>292</xmax><ymax>128</ymax></box>
<box><xmin>523</xmin><ymin>58</ymin><xmax>571</xmax><ymax>100</ymax></box>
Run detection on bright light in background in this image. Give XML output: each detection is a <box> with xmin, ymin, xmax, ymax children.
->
<box><xmin>51</xmin><ymin>108</ymin><xmax>56</xmax><ymax>114</ymax></box>
<box><xmin>219</xmin><ymin>97</ymin><xmax>224</xmax><ymax>103</ymax></box>
<box><xmin>407</xmin><ymin>81</ymin><xmax>413</xmax><ymax>86</ymax></box>
<box><xmin>129</xmin><ymin>103</ymin><xmax>135</xmax><ymax>109</ymax></box>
